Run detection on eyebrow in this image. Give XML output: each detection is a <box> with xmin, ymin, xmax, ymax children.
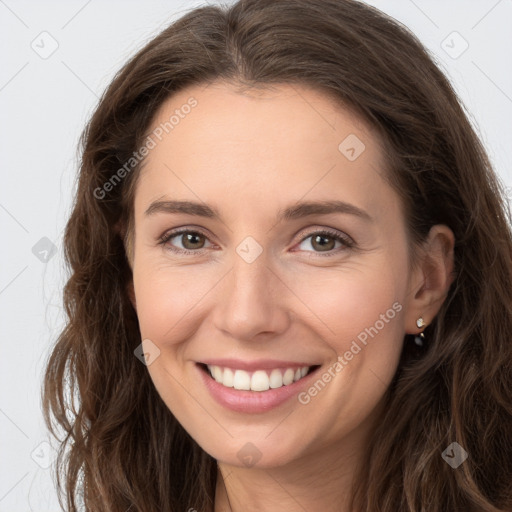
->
<box><xmin>144</xmin><ymin>199</ymin><xmax>373</xmax><ymax>223</ymax></box>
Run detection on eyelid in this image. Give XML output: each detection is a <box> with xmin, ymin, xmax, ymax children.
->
<box><xmin>158</xmin><ymin>226</ymin><xmax>355</xmax><ymax>256</ymax></box>
<box><xmin>158</xmin><ymin>227</ymin><xmax>215</xmax><ymax>254</ymax></box>
<box><xmin>291</xmin><ymin>226</ymin><xmax>355</xmax><ymax>256</ymax></box>
<box><xmin>294</xmin><ymin>226</ymin><xmax>354</xmax><ymax>246</ymax></box>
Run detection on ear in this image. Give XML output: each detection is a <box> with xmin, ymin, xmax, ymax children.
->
<box><xmin>404</xmin><ymin>224</ymin><xmax>455</xmax><ymax>335</ymax></box>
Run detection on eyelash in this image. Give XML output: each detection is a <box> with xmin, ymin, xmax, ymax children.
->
<box><xmin>158</xmin><ymin>227</ymin><xmax>355</xmax><ymax>257</ymax></box>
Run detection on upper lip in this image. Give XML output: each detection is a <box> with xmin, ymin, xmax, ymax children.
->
<box><xmin>198</xmin><ymin>358</ymin><xmax>321</xmax><ymax>371</ymax></box>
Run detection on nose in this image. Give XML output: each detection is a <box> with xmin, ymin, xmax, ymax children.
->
<box><xmin>212</xmin><ymin>252</ymin><xmax>291</xmax><ymax>342</ymax></box>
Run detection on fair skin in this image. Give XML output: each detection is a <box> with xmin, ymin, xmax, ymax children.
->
<box><xmin>127</xmin><ymin>81</ymin><xmax>454</xmax><ymax>512</ymax></box>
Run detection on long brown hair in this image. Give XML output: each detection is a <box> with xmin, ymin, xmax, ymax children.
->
<box><xmin>42</xmin><ymin>0</ymin><xmax>512</xmax><ymax>510</ymax></box>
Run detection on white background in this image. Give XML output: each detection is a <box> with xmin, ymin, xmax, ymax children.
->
<box><xmin>1</xmin><ymin>0</ymin><xmax>511</xmax><ymax>510</ymax></box>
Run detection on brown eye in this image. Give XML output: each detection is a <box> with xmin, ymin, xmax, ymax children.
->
<box><xmin>311</xmin><ymin>234</ymin><xmax>336</xmax><ymax>252</ymax></box>
<box><xmin>159</xmin><ymin>229</ymin><xmax>213</xmax><ymax>254</ymax></box>
<box><xmin>296</xmin><ymin>229</ymin><xmax>353</xmax><ymax>256</ymax></box>
<box><xmin>180</xmin><ymin>232</ymin><xmax>206</xmax><ymax>250</ymax></box>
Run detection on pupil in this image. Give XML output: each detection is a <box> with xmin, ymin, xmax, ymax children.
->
<box><xmin>314</xmin><ymin>234</ymin><xmax>334</xmax><ymax>251</ymax></box>
<box><xmin>183</xmin><ymin>233</ymin><xmax>203</xmax><ymax>249</ymax></box>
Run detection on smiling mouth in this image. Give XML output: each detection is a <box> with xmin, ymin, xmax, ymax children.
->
<box><xmin>199</xmin><ymin>363</ymin><xmax>320</xmax><ymax>392</ymax></box>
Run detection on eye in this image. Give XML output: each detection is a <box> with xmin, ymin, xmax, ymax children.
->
<box><xmin>158</xmin><ymin>227</ymin><xmax>354</xmax><ymax>257</ymax></box>
<box><xmin>295</xmin><ymin>229</ymin><xmax>354</xmax><ymax>256</ymax></box>
<box><xmin>158</xmin><ymin>229</ymin><xmax>214</xmax><ymax>255</ymax></box>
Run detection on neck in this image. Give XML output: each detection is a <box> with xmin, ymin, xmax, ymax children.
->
<box><xmin>214</xmin><ymin>434</ymin><xmax>365</xmax><ymax>512</ymax></box>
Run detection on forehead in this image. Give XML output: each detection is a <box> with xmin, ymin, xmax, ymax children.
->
<box><xmin>145</xmin><ymin>80</ymin><xmax>376</xmax><ymax>158</ymax></box>
<box><xmin>134</xmin><ymin>81</ymin><xmax>394</xmax><ymax>224</ymax></box>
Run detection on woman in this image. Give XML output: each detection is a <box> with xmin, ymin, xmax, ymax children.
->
<box><xmin>42</xmin><ymin>0</ymin><xmax>512</xmax><ymax>510</ymax></box>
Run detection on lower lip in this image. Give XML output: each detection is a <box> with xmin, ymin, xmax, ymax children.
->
<box><xmin>196</xmin><ymin>363</ymin><xmax>320</xmax><ymax>413</ymax></box>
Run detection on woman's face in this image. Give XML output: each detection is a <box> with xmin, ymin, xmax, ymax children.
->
<box><xmin>130</xmin><ymin>81</ymin><xmax>422</xmax><ymax>468</ymax></box>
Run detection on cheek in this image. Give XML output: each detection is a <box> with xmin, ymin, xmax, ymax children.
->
<box><xmin>284</xmin><ymin>269</ymin><xmax>405</xmax><ymax>438</ymax></box>
<box><xmin>283</xmin><ymin>262</ymin><xmax>407</xmax><ymax>416</ymax></box>
<box><xmin>133</xmin><ymin>263</ymin><xmax>217</xmax><ymax>341</ymax></box>
<box><xmin>289</xmin><ymin>265</ymin><xmax>405</xmax><ymax>348</ymax></box>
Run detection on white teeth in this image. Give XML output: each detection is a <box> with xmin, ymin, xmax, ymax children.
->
<box><xmin>212</xmin><ymin>366</ymin><xmax>223</xmax><ymax>383</ymax></box>
<box><xmin>283</xmin><ymin>368</ymin><xmax>295</xmax><ymax>385</ymax></box>
<box><xmin>223</xmin><ymin>367</ymin><xmax>234</xmax><ymax>387</ymax></box>
<box><xmin>251</xmin><ymin>370</ymin><xmax>270</xmax><ymax>391</ymax></box>
<box><xmin>206</xmin><ymin>365</ymin><xmax>311</xmax><ymax>391</ymax></box>
<box><xmin>269</xmin><ymin>369</ymin><xmax>283</xmax><ymax>388</ymax></box>
<box><xmin>233</xmin><ymin>369</ymin><xmax>251</xmax><ymax>390</ymax></box>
